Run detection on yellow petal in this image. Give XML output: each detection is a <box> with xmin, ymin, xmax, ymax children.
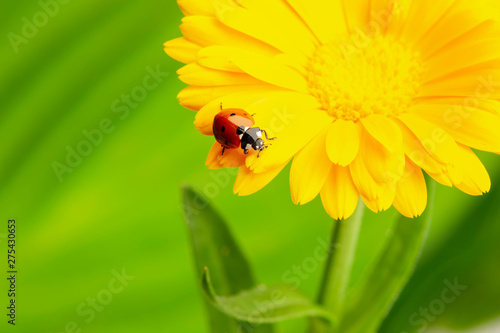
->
<box><xmin>248</xmin><ymin>110</ymin><xmax>332</xmax><ymax>173</ymax></box>
<box><xmin>205</xmin><ymin>142</ymin><xmax>222</xmax><ymax>169</ymax></box>
<box><xmin>290</xmin><ymin>129</ymin><xmax>331</xmax><ymax>205</ymax></box>
<box><xmin>233</xmin><ymin>161</ymin><xmax>289</xmax><ymax>196</ymax></box>
<box><xmin>229</xmin><ymin>50</ymin><xmax>309</xmax><ymax>93</ymax></box>
<box><xmin>349</xmin><ymin>146</ymin><xmax>385</xmax><ymax>201</ymax></box>
<box><xmin>342</xmin><ymin>0</ymin><xmax>371</xmax><ymax>31</ymax></box>
<box><xmin>197</xmin><ymin>46</ymin><xmax>244</xmax><ymax>72</ymax></box>
<box><xmin>285</xmin><ymin>0</ymin><xmax>348</xmax><ymax>43</ymax></box>
<box><xmin>164</xmin><ymin>37</ymin><xmax>201</xmax><ymax>64</ymax></box>
<box><xmin>416</xmin><ymin>97</ymin><xmax>500</xmax><ymax>116</ymax></box>
<box><xmin>411</xmin><ymin>103</ymin><xmax>500</xmax><ymax>152</ymax></box>
<box><xmin>206</xmin><ymin>142</ymin><xmax>248</xmax><ymax>169</ymax></box>
<box><xmin>424</xmin><ymin>38</ymin><xmax>500</xmax><ymax>82</ymax></box>
<box><xmin>469</xmin><ymin>98</ymin><xmax>500</xmax><ymax>116</ymax></box>
<box><xmin>218</xmin><ymin>147</ymin><xmax>248</xmax><ymax>169</ymax></box>
<box><xmin>325</xmin><ymin>119</ymin><xmax>361</xmax><ymax>167</ymax></box>
<box><xmin>393</xmin><ymin>158</ymin><xmax>428</xmax><ymax>218</ymax></box>
<box><xmin>361</xmin><ymin>182</ymin><xmax>396</xmax><ymax>214</ymax></box>
<box><xmin>399</xmin><ymin>0</ymin><xmax>456</xmax><ymax>46</ymax></box>
<box><xmin>274</xmin><ymin>53</ymin><xmax>307</xmax><ymax>75</ymax></box>
<box><xmin>180</xmin><ymin>16</ymin><xmax>278</xmax><ymax>57</ymax></box>
<box><xmin>426</xmin><ymin>164</ymin><xmax>464</xmax><ymax>188</ymax></box>
<box><xmin>424</xmin><ymin>157</ymin><xmax>465</xmax><ymax>190</ymax></box>
<box><xmin>397</xmin><ymin>113</ymin><xmax>460</xmax><ymax>166</ymax></box>
<box><xmin>369</xmin><ymin>0</ymin><xmax>396</xmax><ymax>28</ymax></box>
<box><xmin>320</xmin><ymin>165</ymin><xmax>359</xmax><ymax>220</ymax></box>
<box><xmin>398</xmin><ymin>120</ymin><xmax>446</xmax><ymax>175</ymax></box>
<box><xmin>177</xmin><ymin>0</ymin><xmax>215</xmax><ymax>16</ymax></box>
<box><xmin>421</xmin><ymin>7</ymin><xmax>500</xmax><ymax>60</ymax></box>
<box><xmin>194</xmin><ymin>89</ymin><xmax>316</xmax><ymax>135</ymax></box>
<box><xmin>197</xmin><ymin>45</ymin><xmax>308</xmax><ymax>77</ymax></box>
<box><xmin>455</xmin><ymin>145</ymin><xmax>491</xmax><ymax>195</ymax></box>
<box><xmin>177</xmin><ymin>84</ymin><xmax>272</xmax><ymax>111</ymax></box>
<box><xmin>362</xmin><ymin>128</ymin><xmax>405</xmax><ymax>185</ymax></box>
<box><xmin>386</xmin><ymin>0</ymin><xmax>412</xmax><ymax>36</ymax></box>
<box><xmin>361</xmin><ymin>114</ymin><xmax>402</xmax><ymax>152</ymax></box>
<box><xmin>213</xmin><ymin>0</ymin><xmax>315</xmax><ymax>64</ymax></box>
<box><xmin>447</xmin><ymin>160</ymin><xmax>464</xmax><ymax>185</ymax></box>
<box><xmin>419</xmin><ymin>64</ymin><xmax>500</xmax><ymax>99</ymax></box>
<box><xmin>197</xmin><ymin>45</ymin><xmax>308</xmax><ymax>92</ymax></box>
<box><xmin>206</xmin><ymin>142</ymin><xmax>223</xmax><ymax>169</ymax></box>
<box><xmin>233</xmin><ymin>0</ymin><xmax>319</xmax><ymax>48</ymax></box>
<box><xmin>177</xmin><ymin>63</ymin><xmax>263</xmax><ymax>86</ymax></box>
<box><xmin>427</xmin><ymin>171</ymin><xmax>453</xmax><ymax>187</ymax></box>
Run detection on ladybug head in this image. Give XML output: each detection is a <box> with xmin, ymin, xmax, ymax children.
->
<box><xmin>253</xmin><ymin>138</ymin><xmax>265</xmax><ymax>151</ymax></box>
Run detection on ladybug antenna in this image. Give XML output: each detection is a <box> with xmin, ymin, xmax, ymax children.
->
<box><xmin>220</xmin><ymin>102</ymin><xmax>223</xmax><ymax>111</ymax></box>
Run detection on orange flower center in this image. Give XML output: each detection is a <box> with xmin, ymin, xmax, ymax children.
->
<box><xmin>306</xmin><ymin>34</ymin><xmax>423</xmax><ymax>121</ymax></box>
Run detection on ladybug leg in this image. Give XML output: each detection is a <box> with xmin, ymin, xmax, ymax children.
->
<box><xmin>244</xmin><ymin>149</ymin><xmax>249</xmax><ymax>155</ymax></box>
<box><xmin>220</xmin><ymin>102</ymin><xmax>223</xmax><ymax>111</ymax></box>
<box><xmin>261</xmin><ymin>130</ymin><xmax>276</xmax><ymax>141</ymax></box>
<box><xmin>257</xmin><ymin>146</ymin><xmax>269</xmax><ymax>158</ymax></box>
<box><xmin>221</xmin><ymin>146</ymin><xmax>226</xmax><ymax>155</ymax></box>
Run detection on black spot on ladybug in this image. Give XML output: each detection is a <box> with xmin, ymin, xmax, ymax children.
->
<box><xmin>224</xmin><ymin>140</ymin><xmax>229</xmax><ymax>145</ymax></box>
<box><xmin>221</xmin><ymin>126</ymin><xmax>225</xmax><ymax>133</ymax></box>
<box><xmin>230</xmin><ymin>113</ymin><xmax>236</xmax><ymax>116</ymax></box>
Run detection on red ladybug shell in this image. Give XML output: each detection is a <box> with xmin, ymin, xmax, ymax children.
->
<box><xmin>213</xmin><ymin>109</ymin><xmax>255</xmax><ymax>149</ymax></box>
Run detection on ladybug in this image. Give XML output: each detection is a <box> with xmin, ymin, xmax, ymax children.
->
<box><xmin>213</xmin><ymin>104</ymin><xmax>275</xmax><ymax>157</ymax></box>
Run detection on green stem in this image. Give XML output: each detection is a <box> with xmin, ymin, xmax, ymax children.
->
<box><xmin>315</xmin><ymin>201</ymin><xmax>365</xmax><ymax>331</ymax></box>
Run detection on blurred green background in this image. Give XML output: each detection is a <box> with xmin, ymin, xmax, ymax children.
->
<box><xmin>1</xmin><ymin>1</ymin><xmax>500</xmax><ymax>332</ymax></box>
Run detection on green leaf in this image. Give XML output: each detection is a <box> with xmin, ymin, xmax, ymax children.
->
<box><xmin>202</xmin><ymin>267</ymin><xmax>335</xmax><ymax>325</ymax></box>
<box><xmin>339</xmin><ymin>180</ymin><xmax>436</xmax><ymax>333</ymax></box>
<box><xmin>380</xmin><ymin>171</ymin><xmax>500</xmax><ymax>332</ymax></box>
<box><xmin>181</xmin><ymin>184</ymin><xmax>273</xmax><ymax>333</ymax></box>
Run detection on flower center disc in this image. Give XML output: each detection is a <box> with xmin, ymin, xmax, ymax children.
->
<box><xmin>307</xmin><ymin>35</ymin><xmax>423</xmax><ymax>121</ymax></box>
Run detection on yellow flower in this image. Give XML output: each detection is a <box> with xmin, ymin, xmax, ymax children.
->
<box><xmin>165</xmin><ymin>0</ymin><xmax>500</xmax><ymax>219</ymax></box>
